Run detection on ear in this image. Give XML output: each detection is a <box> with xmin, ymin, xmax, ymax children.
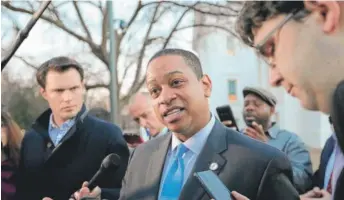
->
<box><xmin>270</xmin><ymin>106</ymin><xmax>276</xmax><ymax>115</ymax></box>
<box><xmin>304</xmin><ymin>0</ymin><xmax>341</xmax><ymax>33</ymax></box>
<box><xmin>201</xmin><ymin>74</ymin><xmax>212</xmax><ymax>98</ymax></box>
<box><xmin>40</xmin><ymin>87</ymin><xmax>48</xmax><ymax>101</ymax></box>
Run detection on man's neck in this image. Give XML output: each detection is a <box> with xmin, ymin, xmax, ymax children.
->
<box><xmin>52</xmin><ymin>115</ymin><xmax>69</xmax><ymax>127</ymax></box>
<box><xmin>263</xmin><ymin>121</ymin><xmax>273</xmax><ymax>132</ymax></box>
<box><xmin>174</xmin><ymin>114</ymin><xmax>212</xmax><ymax>142</ymax></box>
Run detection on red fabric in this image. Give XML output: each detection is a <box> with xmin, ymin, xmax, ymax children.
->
<box><xmin>327</xmin><ymin>170</ymin><xmax>334</xmax><ymax>194</ymax></box>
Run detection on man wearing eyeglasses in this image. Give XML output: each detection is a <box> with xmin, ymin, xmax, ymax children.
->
<box><xmin>236</xmin><ymin>1</ymin><xmax>344</xmax><ymax>200</ymax></box>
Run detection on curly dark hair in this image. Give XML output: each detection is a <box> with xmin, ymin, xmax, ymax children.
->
<box><xmin>36</xmin><ymin>56</ymin><xmax>84</xmax><ymax>88</ymax></box>
<box><xmin>236</xmin><ymin>1</ymin><xmax>310</xmax><ymax>47</ymax></box>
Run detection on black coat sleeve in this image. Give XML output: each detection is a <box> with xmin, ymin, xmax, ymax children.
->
<box><xmin>15</xmin><ymin>133</ymin><xmax>37</xmax><ymax>200</ymax></box>
<box><xmin>15</xmin><ymin>137</ymin><xmax>27</xmax><ymax>200</ymax></box>
<box><xmin>100</xmin><ymin>125</ymin><xmax>130</xmax><ymax>200</ymax></box>
<box><xmin>257</xmin><ymin>155</ymin><xmax>300</xmax><ymax>200</ymax></box>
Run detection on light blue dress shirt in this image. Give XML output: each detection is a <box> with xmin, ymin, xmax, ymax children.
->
<box><xmin>241</xmin><ymin>123</ymin><xmax>313</xmax><ymax>192</ymax></box>
<box><xmin>158</xmin><ymin>114</ymin><xmax>216</xmax><ymax>196</ymax></box>
<box><xmin>331</xmin><ymin>133</ymin><xmax>344</xmax><ymax>198</ymax></box>
<box><xmin>48</xmin><ymin>114</ymin><xmax>76</xmax><ymax>146</ymax></box>
<box><xmin>323</xmin><ymin>141</ymin><xmax>335</xmax><ymax>189</ymax></box>
<box><xmin>266</xmin><ymin>124</ymin><xmax>313</xmax><ymax>192</ymax></box>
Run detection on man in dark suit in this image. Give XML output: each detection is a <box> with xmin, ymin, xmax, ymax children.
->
<box><xmin>313</xmin><ymin>137</ymin><xmax>336</xmax><ymax>189</ymax></box>
<box><xmin>301</xmin><ymin>136</ymin><xmax>335</xmax><ymax>199</ymax></box>
<box><xmin>236</xmin><ymin>1</ymin><xmax>344</xmax><ymax>199</ymax></box>
<box><xmin>16</xmin><ymin>57</ymin><xmax>129</xmax><ymax>200</ymax></box>
<box><xmin>113</xmin><ymin>48</ymin><xmax>297</xmax><ymax>200</ymax></box>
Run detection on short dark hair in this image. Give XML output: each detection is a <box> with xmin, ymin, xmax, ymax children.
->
<box><xmin>148</xmin><ymin>48</ymin><xmax>203</xmax><ymax>79</ymax></box>
<box><xmin>36</xmin><ymin>56</ymin><xmax>84</xmax><ymax>88</ymax></box>
<box><xmin>236</xmin><ymin>1</ymin><xmax>310</xmax><ymax>47</ymax></box>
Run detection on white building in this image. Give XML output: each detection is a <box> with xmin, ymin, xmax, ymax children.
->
<box><xmin>192</xmin><ymin>11</ymin><xmax>331</xmax><ymax>149</ymax></box>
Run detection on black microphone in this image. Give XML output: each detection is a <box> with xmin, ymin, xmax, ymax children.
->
<box><xmin>87</xmin><ymin>153</ymin><xmax>121</xmax><ymax>190</ymax></box>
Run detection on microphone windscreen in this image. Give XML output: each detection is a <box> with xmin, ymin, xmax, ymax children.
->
<box><xmin>101</xmin><ymin>153</ymin><xmax>121</xmax><ymax>170</ymax></box>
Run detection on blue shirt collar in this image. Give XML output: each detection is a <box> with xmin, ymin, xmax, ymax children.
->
<box><xmin>268</xmin><ymin>122</ymin><xmax>280</xmax><ymax>139</ymax></box>
<box><xmin>49</xmin><ymin>114</ymin><xmax>76</xmax><ymax>131</ymax></box>
<box><xmin>171</xmin><ymin>113</ymin><xmax>216</xmax><ymax>155</ymax></box>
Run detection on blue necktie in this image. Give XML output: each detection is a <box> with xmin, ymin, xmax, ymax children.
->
<box><xmin>159</xmin><ymin>144</ymin><xmax>189</xmax><ymax>200</ymax></box>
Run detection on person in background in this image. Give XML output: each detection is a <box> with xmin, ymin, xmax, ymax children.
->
<box><xmin>301</xmin><ymin>117</ymin><xmax>336</xmax><ymax>199</ymax></box>
<box><xmin>128</xmin><ymin>92</ymin><xmax>168</xmax><ymax>140</ymax></box>
<box><xmin>1</xmin><ymin>111</ymin><xmax>23</xmax><ymax>200</ymax></box>
<box><xmin>242</xmin><ymin>86</ymin><xmax>313</xmax><ymax>193</ymax></box>
<box><xmin>88</xmin><ymin>107</ymin><xmax>111</xmax><ymax>122</ymax></box>
<box><xmin>236</xmin><ymin>1</ymin><xmax>344</xmax><ymax>199</ymax></box>
<box><xmin>16</xmin><ymin>56</ymin><xmax>129</xmax><ymax>200</ymax></box>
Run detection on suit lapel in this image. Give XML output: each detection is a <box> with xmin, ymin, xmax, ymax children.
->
<box><xmin>179</xmin><ymin>121</ymin><xmax>228</xmax><ymax>200</ymax></box>
<box><xmin>145</xmin><ymin>133</ymin><xmax>172</xmax><ymax>199</ymax></box>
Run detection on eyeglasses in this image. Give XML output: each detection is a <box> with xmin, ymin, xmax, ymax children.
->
<box><xmin>254</xmin><ymin>9</ymin><xmax>302</xmax><ymax>64</ymax></box>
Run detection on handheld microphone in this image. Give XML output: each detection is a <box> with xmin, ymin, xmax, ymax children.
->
<box><xmin>87</xmin><ymin>153</ymin><xmax>121</xmax><ymax>190</ymax></box>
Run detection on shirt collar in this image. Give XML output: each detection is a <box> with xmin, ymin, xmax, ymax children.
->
<box><xmin>268</xmin><ymin>122</ymin><xmax>280</xmax><ymax>139</ymax></box>
<box><xmin>49</xmin><ymin>114</ymin><xmax>75</xmax><ymax>131</ymax></box>
<box><xmin>151</xmin><ymin>127</ymin><xmax>169</xmax><ymax>138</ymax></box>
<box><xmin>171</xmin><ymin>113</ymin><xmax>216</xmax><ymax>155</ymax></box>
<box><xmin>332</xmin><ymin>132</ymin><xmax>338</xmax><ymax>142</ymax></box>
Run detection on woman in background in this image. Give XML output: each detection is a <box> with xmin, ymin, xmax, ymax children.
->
<box><xmin>1</xmin><ymin>111</ymin><xmax>23</xmax><ymax>200</ymax></box>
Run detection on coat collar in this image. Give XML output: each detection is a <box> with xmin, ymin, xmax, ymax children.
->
<box><xmin>144</xmin><ymin>119</ymin><xmax>229</xmax><ymax>200</ymax></box>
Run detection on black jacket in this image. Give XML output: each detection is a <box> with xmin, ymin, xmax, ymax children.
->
<box><xmin>331</xmin><ymin>80</ymin><xmax>344</xmax><ymax>200</ymax></box>
<box><xmin>312</xmin><ymin>136</ymin><xmax>335</xmax><ymax>188</ymax></box>
<box><xmin>16</xmin><ymin>105</ymin><xmax>129</xmax><ymax>200</ymax></box>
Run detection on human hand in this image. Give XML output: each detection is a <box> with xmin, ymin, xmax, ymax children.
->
<box><xmin>243</xmin><ymin>122</ymin><xmax>268</xmax><ymax>142</ymax></box>
<box><xmin>72</xmin><ymin>181</ymin><xmax>101</xmax><ymax>200</ymax></box>
<box><xmin>222</xmin><ymin>120</ymin><xmax>233</xmax><ymax>126</ymax></box>
<box><xmin>300</xmin><ymin>188</ymin><xmax>331</xmax><ymax>200</ymax></box>
<box><xmin>232</xmin><ymin>191</ymin><xmax>250</xmax><ymax>200</ymax></box>
<box><xmin>300</xmin><ymin>187</ymin><xmax>323</xmax><ymax>199</ymax></box>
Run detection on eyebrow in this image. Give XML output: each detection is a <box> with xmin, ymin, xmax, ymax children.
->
<box><xmin>147</xmin><ymin>70</ymin><xmax>184</xmax><ymax>85</ymax></box>
<box><xmin>165</xmin><ymin>70</ymin><xmax>183</xmax><ymax>77</ymax></box>
<box><xmin>51</xmin><ymin>85</ymin><xmax>79</xmax><ymax>91</ymax></box>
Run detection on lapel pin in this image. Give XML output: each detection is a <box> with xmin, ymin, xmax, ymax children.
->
<box><xmin>209</xmin><ymin>162</ymin><xmax>218</xmax><ymax>171</ymax></box>
<box><xmin>47</xmin><ymin>142</ymin><xmax>52</xmax><ymax>148</ymax></box>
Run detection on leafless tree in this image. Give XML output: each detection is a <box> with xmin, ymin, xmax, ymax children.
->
<box><xmin>1</xmin><ymin>0</ymin><xmax>242</xmax><ymax>108</ymax></box>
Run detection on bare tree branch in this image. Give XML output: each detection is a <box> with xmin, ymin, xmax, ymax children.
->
<box><xmin>146</xmin><ymin>36</ymin><xmax>165</xmax><ymax>46</ymax></box>
<box><xmin>125</xmin><ymin>0</ymin><xmax>143</xmax><ymax>33</ymax></box>
<box><xmin>47</xmin><ymin>2</ymin><xmax>61</xmax><ymax>22</ymax></box>
<box><xmin>85</xmin><ymin>83</ymin><xmax>109</xmax><ymax>90</ymax></box>
<box><xmin>128</xmin><ymin>3</ymin><xmax>161</xmax><ymax>98</ymax></box>
<box><xmin>176</xmin><ymin>23</ymin><xmax>238</xmax><ymax>38</ymax></box>
<box><xmin>1</xmin><ymin>2</ymin><xmax>92</xmax><ymax>44</ymax></box>
<box><xmin>2</xmin><ymin>0</ymin><xmax>241</xmax><ymax>112</ymax></box>
<box><xmin>72</xmin><ymin>1</ymin><xmax>94</xmax><ymax>42</ymax></box>
<box><xmin>14</xmin><ymin>55</ymin><xmax>38</xmax><ymax>70</ymax></box>
<box><xmin>162</xmin><ymin>2</ymin><xmax>198</xmax><ymax>48</ymax></box>
<box><xmin>120</xmin><ymin>76</ymin><xmax>146</xmax><ymax>104</ymax></box>
<box><xmin>198</xmin><ymin>2</ymin><xmax>242</xmax><ymax>13</ymax></box>
<box><xmin>100</xmin><ymin>5</ymin><xmax>108</xmax><ymax>55</ymax></box>
<box><xmin>142</xmin><ymin>1</ymin><xmax>238</xmax><ymax>17</ymax></box>
<box><xmin>82</xmin><ymin>1</ymin><xmax>104</xmax><ymax>14</ymax></box>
